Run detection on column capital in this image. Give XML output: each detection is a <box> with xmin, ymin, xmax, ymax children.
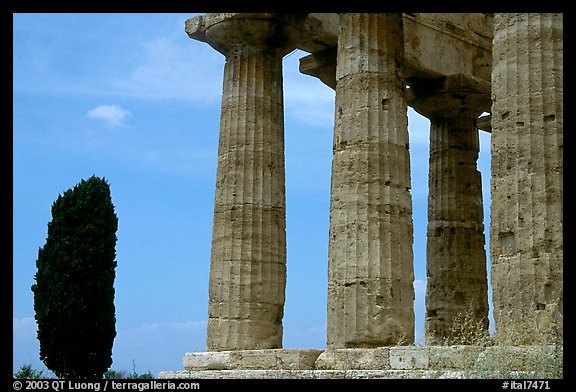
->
<box><xmin>186</xmin><ymin>13</ymin><xmax>307</xmax><ymax>57</ymax></box>
<box><xmin>299</xmin><ymin>47</ymin><xmax>337</xmax><ymax>89</ymax></box>
<box><xmin>407</xmin><ymin>74</ymin><xmax>491</xmax><ymax>120</ymax></box>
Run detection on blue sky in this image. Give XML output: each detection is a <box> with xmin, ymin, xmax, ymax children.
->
<box><xmin>12</xmin><ymin>13</ymin><xmax>493</xmax><ymax>377</ymax></box>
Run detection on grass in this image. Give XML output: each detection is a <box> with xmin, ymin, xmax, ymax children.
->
<box><xmin>13</xmin><ymin>360</ymin><xmax>154</xmax><ymax>379</ymax></box>
<box><xmin>434</xmin><ymin>300</ymin><xmax>563</xmax><ymax>379</ymax></box>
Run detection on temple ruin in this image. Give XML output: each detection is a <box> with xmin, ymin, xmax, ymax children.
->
<box><xmin>160</xmin><ymin>13</ymin><xmax>563</xmax><ymax>378</ymax></box>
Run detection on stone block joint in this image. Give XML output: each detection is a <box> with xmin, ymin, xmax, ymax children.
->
<box><xmin>172</xmin><ymin>12</ymin><xmax>563</xmax><ymax>374</ymax></box>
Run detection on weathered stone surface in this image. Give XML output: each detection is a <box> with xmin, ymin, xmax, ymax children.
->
<box><xmin>403</xmin><ymin>13</ymin><xmax>492</xmax><ymax>82</ymax></box>
<box><xmin>181</xmin><ymin>11</ymin><xmax>563</xmax><ymax>365</ymax></box>
<box><xmin>189</xmin><ymin>14</ymin><xmax>308</xmax><ymax>351</ymax></box>
<box><xmin>186</xmin><ymin>13</ymin><xmax>305</xmax><ymax>55</ymax></box>
<box><xmin>410</xmin><ymin>76</ymin><xmax>490</xmax><ymax>344</ymax></box>
<box><xmin>159</xmin><ymin>369</ymin><xmax>469</xmax><ymax>379</ymax></box>
<box><xmin>183</xmin><ymin>351</ymin><xmax>234</xmax><ymax>371</ymax></box>
<box><xmin>428</xmin><ymin>345</ymin><xmax>483</xmax><ymax>369</ymax></box>
<box><xmin>162</xmin><ymin>346</ymin><xmax>562</xmax><ymax>378</ymax></box>
<box><xmin>299</xmin><ymin>13</ymin><xmax>493</xmax><ymax>90</ymax></box>
<box><xmin>276</xmin><ymin>349</ymin><xmax>324</xmax><ymax>370</ymax></box>
<box><xmin>389</xmin><ymin>347</ymin><xmax>429</xmax><ymax>370</ymax></box>
<box><xmin>315</xmin><ymin>348</ymin><xmax>390</xmax><ymax>370</ymax></box>
<box><xmin>183</xmin><ymin>349</ymin><xmax>323</xmax><ymax>371</ymax></box>
<box><xmin>159</xmin><ymin>368</ymin><xmax>550</xmax><ymax>379</ymax></box>
<box><xmin>475</xmin><ymin>346</ymin><xmax>563</xmax><ymax>372</ymax></box>
<box><xmin>490</xmin><ymin>13</ymin><xmax>563</xmax><ymax>342</ymax></box>
<box><xmin>327</xmin><ymin>13</ymin><xmax>415</xmax><ymax>349</ymax></box>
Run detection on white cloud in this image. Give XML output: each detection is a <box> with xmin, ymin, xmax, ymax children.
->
<box><xmin>408</xmin><ymin>107</ymin><xmax>431</xmax><ymax>146</ymax></box>
<box><xmin>170</xmin><ymin>320</ymin><xmax>208</xmax><ymax>331</ymax></box>
<box><xmin>414</xmin><ymin>278</ymin><xmax>427</xmax><ymax>297</ymax></box>
<box><xmin>140</xmin><ymin>148</ymin><xmax>215</xmax><ymax>176</ymax></box>
<box><xmin>283</xmin><ymin>50</ymin><xmax>336</xmax><ymax>128</ymax></box>
<box><xmin>13</xmin><ymin>317</ymin><xmax>51</xmax><ymax>376</ymax></box>
<box><xmin>87</xmin><ymin>104</ymin><xmax>131</xmax><ymax>127</ymax></box>
<box><xmin>414</xmin><ymin>278</ymin><xmax>427</xmax><ymax>345</ymax></box>
<box><xmin>129</xmin><ymin>320</ymin><xmax>207</xmax><ymax>335</ymax></box>
<box><xmin>112</xmin><ymin>36</ymin><xmax>224</xmax><ymax>102</ymax></box>
<box><xmin>112</xmin><ymin>320</ymin><xmax>208</xmax><ymax>374</ymax></box>
<box><xmin>13</xmin><ymin>317</ymin><xmax>37</xmax><ymax>339</ymax></box>
<box><xmin>414</xmin><ymin>329</ymin><xmax>426</xmax><ymax>346</ymax></box>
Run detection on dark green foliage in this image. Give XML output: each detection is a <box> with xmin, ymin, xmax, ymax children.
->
<box><xmin>13</xmin><ymin>364</ymin><xmax>45</xmax><ymax>379</ymax></box>
<box><xmin>104</xmin><ymin>370</ymin><xmax>154</xmax><ymax>379</ymax></box>
<box><xmin>125</xmin><ymin>371</ymin><xmax>154</xmax><ymax>379</ymax></box>
<box><xmin>104</xmin><ymin>370</ymin><xmax>154</xmax><ymax>380</ymax></box>
<box><xmin>103</xmin><ymin>361</ymin><xmax>154</xmax><ymax>379</ymax></box>
<box><xmin>32</xmin><ymin>175</ymin><xmax>118</xmax><ymax>379</ymax></box>
<box><xmin>103</xmin><ymin>370</ymin><xmax>126</xmax><ymax>379</ymax></box>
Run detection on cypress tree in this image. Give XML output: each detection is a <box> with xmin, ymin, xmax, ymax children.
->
<box><xmin>32</xmin><ymin>175</ymin><xmax>118</xmax><ymax>379</ymax></box>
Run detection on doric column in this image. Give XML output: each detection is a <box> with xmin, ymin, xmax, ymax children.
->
<box><xmin>491</xmin><ymin>13</ymin><xmax>563</xmax><ymax>342</ymax></box>
<box><xmin>186</xmin><ymin>14</ymin><xmax>304</xmax><ymax>350</ymax></box>
<box><xmin>327</xmin><ymin>13</ymin><xmax>415</xmax><ymax>348</ymax></box>
<box><xmin>410</xmin><ymin>75</ymin><xmax>490</xmax><ymax>345</ymax></box>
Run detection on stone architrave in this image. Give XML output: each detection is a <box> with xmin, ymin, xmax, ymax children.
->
<box><xmin>327</xmin><ymin>13</ymin><xmax>415</xmax><ymax>348</ymax></box>
<box><xmin>490</xmin><ymin>13</ymin><xmax>563</xmax><ymax>341</ymax></box>
<box><xmin>410</xmin><ymin>75</ymin><xmax>491</xmax><ymax>344</ymax></box>
<box><xmin>186</xmin><ymin>14</ymin><xmax>305</xmax><ymax>350</ymax></box>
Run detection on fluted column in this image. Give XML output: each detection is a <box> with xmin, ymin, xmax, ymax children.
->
<box><xmin>410</xmin><ymin>76</ymin><xmax>490</xmax><ymax>344</ymax></box>
<box><xmin>491</xmin><ymin>13</ymin><xmax>563</xmax><ymax>342</ymax></box>
<box><xmin>327</xmin><ymin>13</ymin><xmax>414</xmax><ymax>348</ymax></box>
<box><xmin>186</xmin><ymin>14</ymin><xmax>304</xmax><ymax>350</ymax></box>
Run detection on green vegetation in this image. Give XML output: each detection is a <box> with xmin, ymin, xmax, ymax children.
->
<box><xmin>104</xmin><ymin>361</ymin><xmax>154</xmax><ymax>379</ymax></box>
<box><xmin>441</xmin><ymin>308</ymin><xmax>491</xmax><ymax>347</ymax></box>
<box><xmin>103</xmin><ymin>370</ymin><xmax>154</xmax><ymax>379</ymax></box>
<box><xmin>32</xmin><ymin>176</ymin><xmax>119</xmax><ymax>379</ymax></box>
<box><xmin>14</xmin><ymin>363</ymin><xmax>154</xmax><ymax>379</ymax></box>
<box><xmin>13</xmin><ymin>364</ymin><xmax>47</xmax><ymax>379</ymax></box>
<box><xmin>437</xmin><ymin>301</ymin><xmax>563</xmax><ymax>379</ymax></box>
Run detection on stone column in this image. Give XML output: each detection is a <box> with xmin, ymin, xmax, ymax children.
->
<box><xmin>491</xmin><ymin>13</ymin><xmax>563</xmax><ymax>342</ymax></box>
<box><xmin>410</xmin><ymin>76</ymin><xmax>490</xmax><ymax>345</ymax></box>
<box><xmin>186</xmin><ymin>14</ymin><xmax>304</xmax><ymax>350</ymax></box>
<box><xmin>327</xmin><ymin>13</ymin><xmax>415</xmax><ymax>348</ymax></box>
